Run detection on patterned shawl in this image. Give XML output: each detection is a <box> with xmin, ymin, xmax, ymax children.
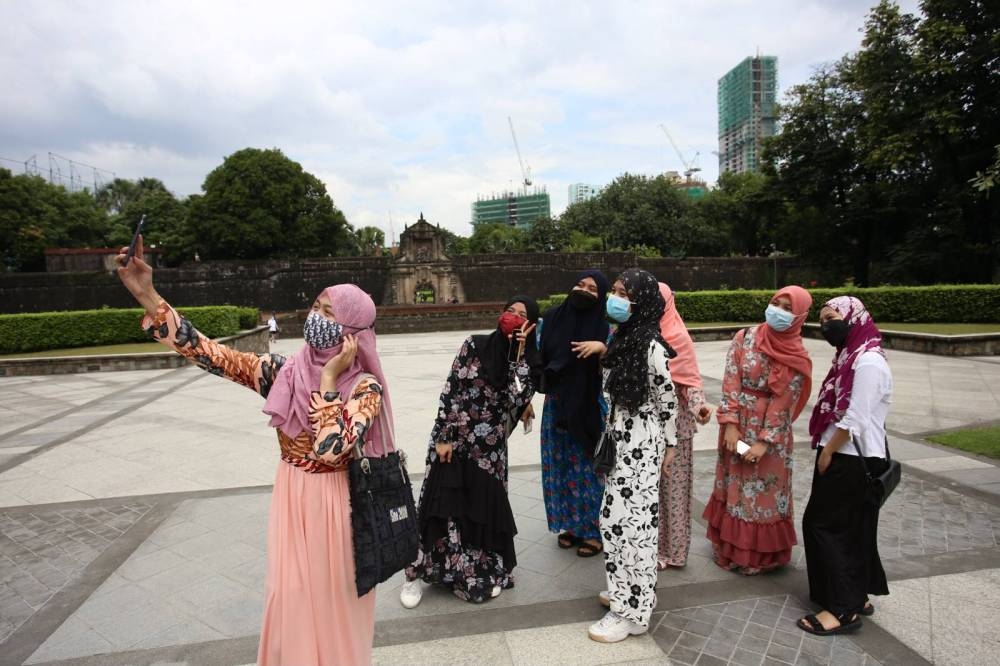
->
<box><xmin>808</xmin><ymin>295</ymin><xmax>885</xmax><ymax>447</ymax></box>
<box><xmin>603</xmin><ymin>268</ymin><xmax>673</xmax><ymax>412</ymax></box>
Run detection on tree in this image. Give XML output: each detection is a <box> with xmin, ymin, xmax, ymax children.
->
<box><xmin>187</xmin><ymin>148</ymin><xmax>356</xmax><ymax>260</ymax></box>
<box><xmin>354</xmin><ymin>226</ymin><xmax>385</xmax><ymax>256</ymax></box>
<box><xmin>467</xmin><ymin>223</ymin><xmax>526</xmax><ymax>254</ymax></box>
<box><xmin>0</xmin><ymin>169</ymin><xmax>107</xmax><ymax>271</ymax></box>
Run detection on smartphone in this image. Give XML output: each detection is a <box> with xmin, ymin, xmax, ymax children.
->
<box><xmin>736</xmin><ymin>440</ymin><xmax>750</xmax><ymax>455</ymax></box>
<box><xmin>123</xmin><ymin>214</ymin><xmax>147</xmax><ymax>267</ymax></box>
<box><xmin>523</xmin><ymin>418</ymin><xmax>533</xmax><ymax>434</ymax></box>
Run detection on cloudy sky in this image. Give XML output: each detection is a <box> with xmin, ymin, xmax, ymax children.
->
<box><xmin>1</xmin><ymin>0</ymin><xmax>920</xmax><ymax>239</ymax></box>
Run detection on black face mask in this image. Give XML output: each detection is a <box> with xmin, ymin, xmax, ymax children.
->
<box><xmin>821</xmin><ymin>319</ymin><xmax>849</xmax><ymax>347</ymax></box>
<box><xmin>567</xmin><ymin>289</ymin><xmax>598</xmax><ymax>310</ymax></box>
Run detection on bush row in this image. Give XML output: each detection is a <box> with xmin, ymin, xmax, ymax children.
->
<box><xmin>538</xmin><ymin>285</ymin><xmax>1000</xmax><ymax>323</ymax></box>
<box><xmin>0</xmin><ymin>306</ymin><xmax>249</xmax><ymax>354</ymax></box>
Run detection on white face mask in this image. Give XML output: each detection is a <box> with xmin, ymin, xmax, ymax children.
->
<box><xmin>764</xmin><ymin>304</ymin><xmax>795</xmax><ymax>332</ymax></box>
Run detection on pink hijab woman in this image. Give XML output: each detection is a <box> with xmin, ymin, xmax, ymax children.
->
<box><xmin>114</xmin><ymin>235</ymin><xmax>392</xmax><ymax>666</ymax></box>
<box><xmin>265</xmin><ymin>283</ymin><xmax>395</xmax><ymax>454</ymax></box>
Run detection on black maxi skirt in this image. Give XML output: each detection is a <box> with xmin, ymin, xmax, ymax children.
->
<box><xmin>802</xmin><ymin>450</ymin><xmax>889</xmax><ymax>616</ymax></box>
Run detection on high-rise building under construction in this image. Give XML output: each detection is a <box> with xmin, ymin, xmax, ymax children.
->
<box><xmin>717</xmin><ymin>55</ymin><xmax>778</xmax><ymax>174</ymax></box>
<box><xmin>471</xmin><ymin>187</ymin><xmax>551</xmax><ymax>230</ymax></box>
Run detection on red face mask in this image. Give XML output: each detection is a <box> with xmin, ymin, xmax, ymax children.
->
<box><xmin>498</xmin><ymin>311</ymin><xmax>527</xmax><ymax>336</ymax></box>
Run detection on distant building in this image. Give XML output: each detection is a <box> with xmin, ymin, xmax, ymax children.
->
<box><xmin>663</xmin><ymin>171</ymin><xmax>708</xmax><ymax>200</ymax></box>
<box><xmin>718</xmin><ymin>55</ymin><xmax>778</xmax><ymax>174</ymax></box>
<box><xmin>471</xmin><ymin>187</ymin><xmax>551</xmax><ymax>230</ymax></box>
<box><xmin>568</xmin><ymin>183</ymin><xmax>599</xmax><ymax>205</ymax></box>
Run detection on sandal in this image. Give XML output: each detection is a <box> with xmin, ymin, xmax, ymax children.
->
<box><xmin>557</xmin><ymin>532</ymin><xmax>581</xmax><ymax>549</ymax></box>
<box><xmin>577</xmin><ymin>540</ymin><xmax>604</xmax><ymax>558</ymax></box>
<box><xmin>797</xmin><ymin>612</ymin><xmax>861</xmax><ymax>636</ymax></box>
<box><xmin>860</xmin><ymin>601</ymin><xmax>875</xmax><ymax>616</ymax></box>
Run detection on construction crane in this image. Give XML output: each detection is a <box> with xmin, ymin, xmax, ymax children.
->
<box><xmin>508</xmin><ymin>116</ymin><xmax>532</xmax><ymax>188</ymax></box>
<box><xmin>659</xmin><ymin>124</ymin><xmax>701</xmax><ymax>180</ymax></box>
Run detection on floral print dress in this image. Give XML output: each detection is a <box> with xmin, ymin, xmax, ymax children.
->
<box><xmin>657</xmin><ymin>384</ymin><xmax>706</xmax><ymax>568</ymax></box>
<box><xmin>601</xmin><ymin>340</ymin><xmax>677</xmax><ymax>629</ymax></box>
<box><xmin>703</xmin><ymin>326</ymin><xmax>804</xmax><ymax>575</ymax></box>
<box><xmin>407</xmin><ymin>336</ymin><xmax>534</xmax><ymax>602</ymax></box>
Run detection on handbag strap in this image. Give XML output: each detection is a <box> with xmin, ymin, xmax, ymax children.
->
<box><xmin>849</xmin><ymin>423</ymin><xmax>891</xmax><ymax>481</ymax></box>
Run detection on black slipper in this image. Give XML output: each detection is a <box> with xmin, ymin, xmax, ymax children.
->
<box><xmin>576</xmin><ymin>541</ymin><xmax>603</xmax><ymax>557</ymax></box>
<box><xmin>557</xmin><ymin>532</ymin><xmax>581</xmax><ymax>549</ymax></box>
<box><xmin>797</xmin><ymin>613</ymin><xmax>861</xmax><ymax>636</ymax></box>
<box><xmin>860</xmin><ymin>602</ymin><xmax>874</xmax><ymax>616</ymax></box>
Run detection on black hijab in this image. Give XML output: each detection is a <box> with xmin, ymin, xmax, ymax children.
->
<box><xmin>603</xmin><ymin>268</ymin><xmax>675</xmax><ymax>413</ymax></box>
<box><xmin>540</xmin><ymin>269</ymin><xmax>610</xmax><ymax>455</ymax></box>
<box><xmin>473</xmin><ymin>295</ymin><xmax>541</xmax><ymax>390</ymax></box>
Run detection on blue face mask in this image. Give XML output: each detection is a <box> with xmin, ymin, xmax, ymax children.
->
<box><xmin>764</xmin><ymin>304</ymin><xmax>795</xmax><ymax>332</ymax></box>
<box><xmin>606</xmin><ymin>294</ymin><xmax>632</xmax><ymax>323</ymax></box>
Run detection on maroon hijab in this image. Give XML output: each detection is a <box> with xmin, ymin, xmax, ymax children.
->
<box><xmin>808</xmin><ymin>296</ymin><xmax>884</xmax><ymax>447</ymax></box>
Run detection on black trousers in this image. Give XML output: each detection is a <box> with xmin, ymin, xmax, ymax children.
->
<box><xmin>802</xmin><ymin>450</ymin><xmax>889</xmax><ymax>616</ymax></box>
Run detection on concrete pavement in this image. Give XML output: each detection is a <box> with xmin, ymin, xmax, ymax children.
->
<box><xmin>1</xmin><ymin>331</ymin><xmax>999</xmax><ymax>665</ymax></box>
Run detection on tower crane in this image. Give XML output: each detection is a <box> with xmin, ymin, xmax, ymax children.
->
<box><xmin>508</xmin><ymin>116</ymin><xmax>532</xmax><ymax>188</ymax></box>
<box><xmin>659</xmin><ymin>124</ymin><xmax>701</xmax><ymax>180</ymax></box>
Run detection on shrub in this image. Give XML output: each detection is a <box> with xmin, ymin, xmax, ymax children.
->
<box><xmin>537</xmin><ymin>285</ymin><xmax>1000</xmax><ymax>324</ymax></box>
<box><xmin>236</xmin><ymin>307</ymin><xmax>260</xmax><ymax>329</ymax></box>
<box><xmin>0</xmin><ymin>306</ymin><xmax>243</xmax><ymax>354</ymax></box>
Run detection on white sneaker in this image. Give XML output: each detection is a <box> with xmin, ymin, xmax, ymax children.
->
<box><xmin>399</xmin><ymin>579</ymin><xmax>423</xmax><ymax>609</ymax></box>
<box><xmin>598</xmin><ymin>590</ymin><xmax>610</xmax><ymax>607</ymax></box>
<box><xmin>491</xmin><ymin>585</ymin><xmax>502</xmax><ymax>599</ymax></box>
<box><xmin>588</xmin><ymin>610</ymin><xmax>647</xmax><ymax>643</ymax></box>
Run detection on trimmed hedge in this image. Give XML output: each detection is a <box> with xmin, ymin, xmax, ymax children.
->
<box><xmin>539</xmin><ymin>285</ymin><xmax>1000</xmax><ymax>323</ymax></box>
<box><xmin>236</xmin><ymin>307</ymin><xmax>260</xmax><ymax>329</ymax></box>
<box><xmin>0</xmin><ymin>306</ymin><xmax>245</xmax><ymax>354</ymax></box>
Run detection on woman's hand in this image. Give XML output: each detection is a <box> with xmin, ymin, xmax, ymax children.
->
<box><xmin>115</xmin><ymin>235</ymin><xmax>160</xmax><ymax>315</ymax></box>
<box><xmin>695</xmin><ymin>405</ymin><xmax>713</xmax><ymax>425</ymax></box>
<box><xmin>723</xmin><ymin>423</ymin><xmax>741</xmax><ymax>452</ymax></box>
<box><xmin>511</xmin><ymin>321</ymin><xmax>536</xmax><ymax>346</ymax></box>
<box><xmin>321</xmin><ymin>335</ymin><xmax>358</xmax><ymax>384</ymax></box>
<box><xmin>570</xmin><ymin>340</ymin><xmax>606</xmax><ymax>359</ymax></box>
<box><xmin>661</xmin><ymin>446</ymin><xmax>677</xmax><ymax>473</ymax></box>
<box><xmin>742</xmin><ymin>441</ymin><xmax>767</xmax><ymax>464</ymax></box>
<box><xmin>816</xmin><ymin>449</ymin><xmax>833</xmax><ymax>476</ymax></box>
<box><xmin>435</xmin><ymin>442</ymin><xmax>454</xmax><ymax>463</ymax></box>
<box><xmin>521</xmin><ymin>403</ymin><xmax>535</xmax><ymax>425</ymax></box>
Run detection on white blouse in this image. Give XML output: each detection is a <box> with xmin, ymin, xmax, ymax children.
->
<box><xmin>817</xmin><ymin>351</ymin><xmax>893</xmax><ymax>458</ymax></box>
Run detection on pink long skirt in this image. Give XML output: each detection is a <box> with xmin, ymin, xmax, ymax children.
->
<box><xmin>257</xmin><ymin>464</ymin><xmax>376</xmax><ymax>665</ymax></box>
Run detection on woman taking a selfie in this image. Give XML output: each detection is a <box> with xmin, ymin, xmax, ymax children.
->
<box><xmin>799</xmin><ymin>296</ymin><xmax>892</xmax><ymax>636</ymax></box>
<box><xmin>115</xmin><ymin>237</ymin><xmax>390</xmax><ymax>666</ymax></box>
<box><xmin>538</xmin><ymin>270</ymin><xmax>611</xmax><ymax>558</ymax></box>
<box><xmin>402</xmin><ymin>296</ymin><xmax>540</xmax><ymax>606</ymax></box>
<box><xmin>703</xmin><ymin>286</ymin><xmax>812</xmax><ymax>576</ymax></box>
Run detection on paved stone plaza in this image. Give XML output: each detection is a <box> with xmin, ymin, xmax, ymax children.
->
<box><xmin>1</xmin><ymin>331</ymin><xmax>999</xmax><ymax>665</ymax></box>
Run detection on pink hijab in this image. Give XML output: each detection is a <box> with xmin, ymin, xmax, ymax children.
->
<box><xmin>263</xmin><ymin>284</ymin><xmax>395</xmax><ymax>455</ymax></box>
<box><xmin>657</xmin><ymin>282</ymin><xmax>702</xmax><ymax>389</ymax></box>
<box><xmin>808</xmin><ymin>296</ymin><xmax>885</xmax><ymax>447</ymax></box>
<box><xmin>753</xmin><ymin>285</ymin><xmax>813</xmax><ymax>421</ymax></box>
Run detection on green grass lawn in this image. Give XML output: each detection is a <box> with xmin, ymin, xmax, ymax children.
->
<box><xmin>0</xmin><ymin>342</ymin><xmax>166</xmax><ymax>359</ymax></box>
<box><xmin>927</xmin><ymin>426</ymin><xmax>1000</xmax><ymax>459</ymax></box>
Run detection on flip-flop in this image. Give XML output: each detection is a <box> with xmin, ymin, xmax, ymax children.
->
<box><xmin>797</xmin><ymin>613</ymin><xmax>861</xmax><ymax>636</ymax></box>
<box><xmin>577</xmin><ymin>541</ymin><xmax>603</xmax><ymax>558</ymax></box>
<box><xmin>557</xmin><ymin>532</ymin><xmax>581</xmax><ymax>549</ymax></box>
<box><xmin>860</xmin><ymin>602</ymin><xmax>874</xmax><ymax>616</ymax></box>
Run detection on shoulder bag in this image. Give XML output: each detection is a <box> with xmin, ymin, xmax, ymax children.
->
<box><xmin>593</xmin><ymin>403</ymin><xmax>616</xmax><ymax>476</ymax></box>
<box><xmin>850</xmin><ymin>431</ymin><xmax>902</xmax><ymax>508</ymax></box>
<box><xmin>347</xmin><ymin>380</ymin><xmax>420</xmax><ymax>597</ymax></box>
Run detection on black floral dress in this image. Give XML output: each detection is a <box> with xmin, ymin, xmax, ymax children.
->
<box><xmin>406</xmin><ymin>336</ymin><xmax>534</xmax><ymax>602</ymax></box>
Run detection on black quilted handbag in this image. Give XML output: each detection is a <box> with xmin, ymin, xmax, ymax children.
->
<box><xmin>851</xmin><ymin>433</ymin><xmax>902</xmax><ymax>508</ymax></box>
<box><xmin>348</xmin><ymin>415</ymin><xmax>419</xmax><ymax>597</ymax></box>
<box><xmin>593</xmin><ymin>403</ymin><xmax>616</xmax><ymax>476</ymax></box>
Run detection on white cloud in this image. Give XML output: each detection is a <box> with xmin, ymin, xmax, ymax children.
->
<box><xmin>0</xmin><ymin>0</ymin><xmax>922</xmax><ymax>237</ymax></box>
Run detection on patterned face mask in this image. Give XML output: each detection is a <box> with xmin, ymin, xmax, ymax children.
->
<box><xmin>303</xmin><ymin>311</ymin><xmax>344</xmax><ymax>350</ymax></box>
